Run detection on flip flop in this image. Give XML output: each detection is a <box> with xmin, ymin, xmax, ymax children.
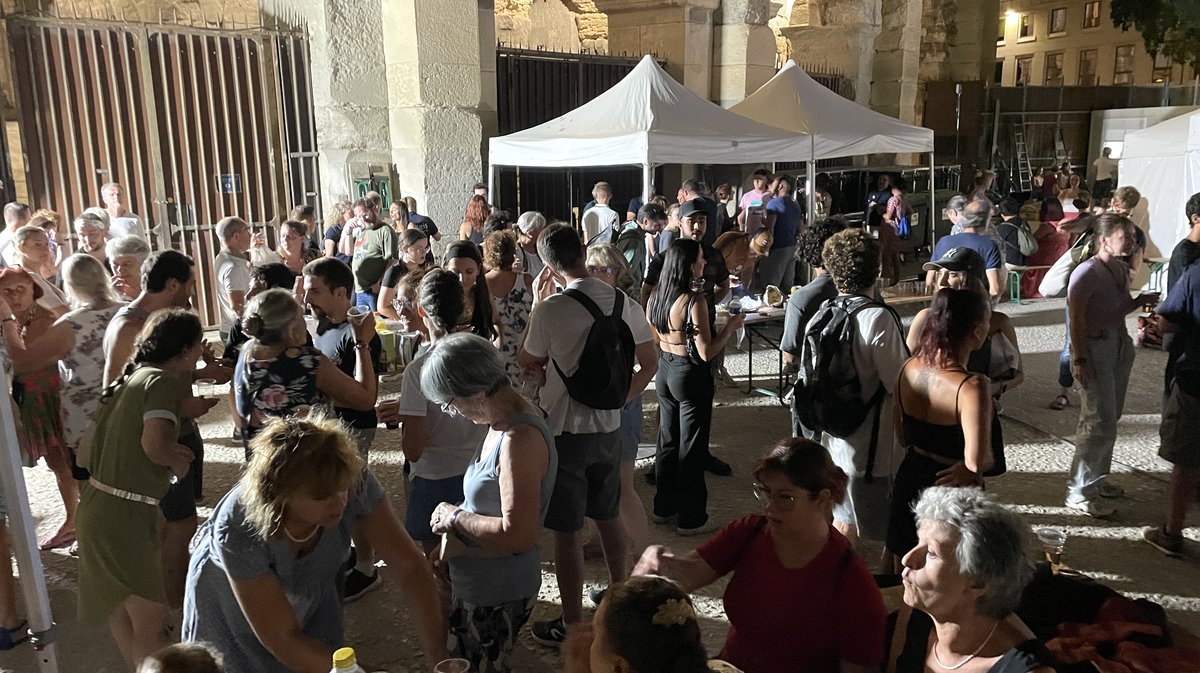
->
<box><xmin>0</xmin><ymin>620</ymin><xmax>28</xmax><ymax>651</ymax></box>
<box><xmin>1049</xmin><ymin>394</ymin><xmax>1070</xmax><ymax>411</ymax></box>
<box><xmin>38</xmin><ymin>529</ymin><xmax>75</xmax><ymax>551</ymax></box>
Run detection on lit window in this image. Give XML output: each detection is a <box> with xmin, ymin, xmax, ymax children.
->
<box><xmin>1016</xmin><ymin>56</ymin><xmax>1033</xmax><ymax>86</ymax></box>
<box><xmin>1114</xmin><ymin>45</ymin><xmax>1135</xmax><ymax>84</ymax></box>
<box><xmin>1078</xmin><ymin>49</ymin><xmax>1097</xmax><ymax>86</ymax></box>
<box><xmin>998</xmin><ymin>17</ymin><xmax>1006</xmax><ymax>43</ymax></box>
<box><xmin>1050</xmin><ymin>8</ymin><xmax>1067</xmax><ymax>35</ymax></box>
<box><xmin>1083</xmin><ymin>1</ymin><xmax>1101</xmax><ymax>29</ymax></box>
<box><xmin>1153</xmin><ymin>52</ymin><xmax>1173</xmax><ymax>83</ymax></box>
<box><xmin>1019</xmin><ymin>14</ymin><xmax>1033</xmax><ymax>38</ymax></box>
<box><xmin>1045</xmin><ymin>53</ymin><xmax>1064</xmax><ymax>85</ymax></box>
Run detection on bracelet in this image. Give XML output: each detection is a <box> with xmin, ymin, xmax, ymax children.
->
<box><xmin>0</xmin><ymin>315</ymin><xmax>13</xmax><ymax>324</ymax></box>
<box><xmin>353</xmin><ymin>340</ymin><xmax>370</xmax><ymax>350</ymax></box>
<box><xmin>449</xmin><ymin>508</ymin><xmax>463</xmax><ymax>529</ymax></box>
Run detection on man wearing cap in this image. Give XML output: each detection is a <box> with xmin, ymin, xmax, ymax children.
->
<box><xmin>927</xmin><ymin>198</ymin><xmax>1004</xmax><ymax>301</ymax></box>
<box><xmin>921</xmin><ymin>246</ymin><xmax>987</xmax><ymax>290</ymax></box>
<box><xmin>615</xmin><ymin>203</ymin><xmax>666</xmax><ymax>297</ymax></box>
<box><xmin>680</xmin><ymin>178</ymin><xmax>719</xmax><ymax>246</ymax></box>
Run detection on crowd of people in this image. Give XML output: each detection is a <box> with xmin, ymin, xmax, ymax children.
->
<box><xmin>0</xmin><ymin>168</ymin><xmax>1193</xmax><ymax>673</ymax></box>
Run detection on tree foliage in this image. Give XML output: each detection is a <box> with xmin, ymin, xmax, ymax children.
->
<box><xmin>1111</xmin><ymin>0</ymin><xmax>1200</xmax><ymax>69</ymax></box>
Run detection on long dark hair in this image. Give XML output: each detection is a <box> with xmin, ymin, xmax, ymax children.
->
<box><xmin>649</xmin><ymin>239</ymin><xmax>701</xmax><ymax>334</ymax></box>
<box><xmin>418</xmin><ymin>268</ymin><xmax>465</xmax><ymax>335</ymax></box>
<box><xmin>442</xmin><ymin>241</ymin><xmax>496</xmax><ymax>339</ymax></box>
<box><xmin>601</xmin><ymin>576</ymin><xmax>709</xmax><ymax>673</ymax></box>
<box><xmin>915</xmin><ymin>288</ymin><xmax>989</xmax><ymax>367</ymax></box>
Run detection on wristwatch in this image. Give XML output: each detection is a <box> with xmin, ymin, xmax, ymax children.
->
<box><xmin>449</xmin><ymin>508</ymin><xmax>463</xmax><ymax>530</ymax></box>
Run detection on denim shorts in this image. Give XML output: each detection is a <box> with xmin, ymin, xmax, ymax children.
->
<box><xmin>404</xmin><ymin>474</ymin><xmax>466</xmax><ymax>542</ymax></box>
<box><xmin>618</xmin><ymin>396</ymin><xmax>643</xmax><ymax>463</ymax></box>
<box><xmin>1160</xmin><ymin>381</ymin><xmax>1200</xmax><ymax>469</ymax></box>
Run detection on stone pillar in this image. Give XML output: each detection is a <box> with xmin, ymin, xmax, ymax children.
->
<box><xmin>779</xmin><ymin>0</ymin><xmax>881</xmax><ymax>107</ymax></box>
<box><xmin>478</xmin><ymin>0</ymin><xmax>499</xmax><ymax>153</ymax></box>
<box><xmin>711</xmin><ymin>0</ymin><xmax>778</xmax><ymax>108</ymax></box>
<box><xmin>596</xmin><ymin>0</ymin><xmax>719</xmax><ymax>98</ymax></box>
<box><xmin>870</xmin><ymin>0</ymin><xmax>922</xmax><ymax>123</ymax></box>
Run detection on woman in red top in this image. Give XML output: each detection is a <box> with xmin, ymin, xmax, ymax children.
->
<box><xmin>634</xmin><ymin>438</ymin><xmax>887</xmax><ymax>673</ymax></box>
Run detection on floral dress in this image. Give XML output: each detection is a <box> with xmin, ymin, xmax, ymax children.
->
<box><xmin>493</xmin><ymin>273</ymin><xmax>532</xmax><ymax>388</ymax></box>
<box><xmin>234</xmin><ymin>344</ymin><xmax>327</xmax><ymax>451</ymax></box>
<box><xmin>59</xmin><ymin>304</ymin><xmax>123</xmax><ymax>450</ymax></box>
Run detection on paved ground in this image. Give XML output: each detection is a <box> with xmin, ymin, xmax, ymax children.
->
<box><xmin>2</xmin><ymin>296</ymin><xmax>1198</xmax><ymax>673</ymax></box>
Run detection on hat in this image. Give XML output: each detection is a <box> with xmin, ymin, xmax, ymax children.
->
<box><xmin>637</xmin><ymin>203</ymin><xmax>666</xmax><ymax>222</ymax></box>
<box><xmin>922</xmin><ymin>247</ymin><xmax>986</xmax><ymax>285</ymax></box>
<box><xmin>515</xmin><ymin>211</ymin><xmax>546</xmax><ymax>234</ymax></box>
<box><xmin>679</xmin><ymin>200</ymin><xmax>707</xmax><ymax>220</ymax></box>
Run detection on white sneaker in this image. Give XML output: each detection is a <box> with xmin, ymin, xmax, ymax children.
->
<box><xmin>1066</xmin><ymin>499</ymin><xmax>1116</xmax><ymax>518</ymax></box>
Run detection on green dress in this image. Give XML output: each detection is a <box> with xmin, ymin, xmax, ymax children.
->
<box><xmin>76</xmin><ymin>366</ymin><xmax>188</xmax><ymax>624</ymax></box>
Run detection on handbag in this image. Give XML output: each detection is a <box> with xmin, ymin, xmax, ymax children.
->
<box><xmin>1038</xmin><ymin>231</ymin><xmax>1093</xmax><ymax>298</ymax></box>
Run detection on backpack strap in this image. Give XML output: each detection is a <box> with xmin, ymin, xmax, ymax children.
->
<box><xmin>552</xmin><ymin>288</ymin><xmax>623</xmax><ymax>382</ymax></box>
<box><xmin>841</xmin><ymin>295</ymin><xmax>902</xmax><ymax>483</ymax></box>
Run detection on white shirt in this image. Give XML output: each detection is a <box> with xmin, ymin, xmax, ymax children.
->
<box><xmin>518</xmin><ymin>246</ymin><xmax>544</xmax><ymax>278</ymax></box>
<box><xmin>1093</xmin><ymin>156</ymin><xmax>1117</xmax><ymax>181</ymax></box>
<box><xmin>0</xmin><ymin>231</ymin><xmax>16</xmax><ymax>267</ymax></box>
<box><xmin>397</xmin><ymin>353</ymin><xmax>488</xmax><ymax>480</ymax></box>
<box><xmin>582</xmin><ymin>204</ymin><xmax>620</xmax><ymax>243</ymax></box>
<box><xmin>108</xmin><ymin>211</ymin><xmax>145</xmax><ymax>239</ymax></box>
<box><xmin>214</xmin><ymin>249</ymin><xmax>252</xmax><ymax>333</ymax></box>
<box><xmin>821</xmin><ymin>304</ymin><xmax>908</xmax><ymax>480</ymax></box>
<box><xmin>523</xmin><ymin>277</ymin><xmax>653</xmax><ymax>435</ymax></box>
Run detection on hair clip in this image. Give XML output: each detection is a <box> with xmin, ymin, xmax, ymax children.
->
<box><xmin>651</xmin><ymin>598</ymin><xmax>696</xmax><ymax>627</ymax></box>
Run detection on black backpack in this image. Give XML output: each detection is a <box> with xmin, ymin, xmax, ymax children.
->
<box><xmin>553</xmin><ymin>288</ymin><xmax>636</xmax><ymax>410</ymax></box>
<box><xmin>794</xmin><ymin>296</ymin><xmax>899</xmax><ymax>477</ymax></box>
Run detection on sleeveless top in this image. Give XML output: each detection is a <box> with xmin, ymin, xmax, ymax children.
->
<box><xmin>493</xmin><ymin>273</ymin><xmax>532</xmax><ymax>387</ymax></box>
<box><xmin>449</xmin><ymin>410</ymin><xmax>558</xmax><ymax>606</ymax></box>
<box><xmin>898</xmin><ymin>362</ymin><xmax>972</xmax><ymax>462</ymax></box>
<box><xmin>234</xmin><ymin>344</ymin><xmax>327</xmax><ymax>437</ymax></box>
<box><xmin>896</xmin><ymin>609</ymin><xmax>1056</xmax><ymax>673</ymax></box>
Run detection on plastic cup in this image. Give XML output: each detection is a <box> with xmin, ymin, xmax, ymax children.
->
<box><xmin>434</xmin><ymin>659</ymin><xmax>471</xmax><ymax>673</ymax></box>
<box><xmin>727</xmin><ymin>299</ymin><xmax>742</xmax><ymax>316</ymax></box>
<box><xmin>193</xmin><ymin>378</ymin><xmax>217</xmax><ymax>399</ymax></box>
<box><xmin>1035</xmin><ymin>527</ymin><xmax>1066</xmax><ymax>572</ymax></box>
<box><xmin>347</xmin><ymin>304</ymin><xmax>372</xmax><ymax>326</ymax></box>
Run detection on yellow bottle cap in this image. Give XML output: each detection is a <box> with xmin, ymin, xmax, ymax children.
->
<box><xmin>333</xmin><ymin>647</ymin><xmax>357</xmax><ymax>669</ymax></box>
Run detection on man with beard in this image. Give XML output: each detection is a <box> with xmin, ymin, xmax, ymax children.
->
<box><xmin>102</xmin><ymin>250</ymin><xmax>228</xmax><ymax>607</ymax></box>
<box><xmin>301</xmin><ymin>256</ymin><xmax>384</xmax><ymax>601</ymax></box>
<box><xmin>345</xmin><ymin>197</ymin><xmax>398</xmax><ymax>311</ymax></box>
<box><xmin>74</xmin><ymin>212</ymin><xmax>110</xmax><ymax>270</ymax></box>
<box><xmin>615</xmin><ymin>203</ymin><xmax>666</xmax><ymax>298</ymax></box>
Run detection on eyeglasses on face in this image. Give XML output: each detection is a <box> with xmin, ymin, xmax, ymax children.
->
<box><xmin>751</xmin><ymin>483</ymin><xmax>797</xmax><ymax>511</ymax></box>
<box><xmin>587</xmin><ymin>265</ymin><xmax>615</xmax><ymax>276</ymax></box>
<box><xmin>439</xmin><ymin>398</ymin><xmax>459</xmax><ymax>416</ymax></box>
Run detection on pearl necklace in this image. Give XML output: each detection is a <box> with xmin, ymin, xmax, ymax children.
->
<box><xmin>282</xmin><ymin>523</ymin><xmax>319</xmax><ymax>544</ymax></box>
<box><xmin>933</xmin><ymin>620</ymin><xmax>1000</xmax><ymax>671</ymax></box>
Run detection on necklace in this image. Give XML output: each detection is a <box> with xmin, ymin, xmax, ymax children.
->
<box><xmin>282</xmin><ymin>522</ymin><xmax>320</xmax><ymax>544</ymax></box>
<box><xmin>933</xmin><ymin>619</ymin><xmax>1001</xmax><ymax>670</ymax></box>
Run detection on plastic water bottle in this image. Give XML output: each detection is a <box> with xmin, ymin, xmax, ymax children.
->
<box><xmin>331</xmin><ymin>647</ymin><xmax>367</xmax><ymax>673</ymax></box>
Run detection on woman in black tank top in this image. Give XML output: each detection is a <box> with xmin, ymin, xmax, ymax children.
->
<box><xmin>886</xmin><ymin>288</ymin><xmax>994</xmax><ymax>558</ymax></box>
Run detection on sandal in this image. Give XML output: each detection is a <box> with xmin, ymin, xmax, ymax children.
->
<box><xmin>0</xmin><ymin>620</ymin><xmax>28</xmax><ymax>651</ymax></box>
<box><xmin>1049</xmin><ymin>394</ymin><xmax>1070</xmax><ymax>411</ymax></box>
<box><xmin>38</xmin><ymin>529</ymin><xmax>75</xmax><ymax>551</ymax></box>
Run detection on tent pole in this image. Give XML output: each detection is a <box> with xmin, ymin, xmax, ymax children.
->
<box><xmin>487</xmin><ymin>162</ymin><xmax>496</xmax><ymax>206</ymax></box>
<box><xmin>0</xmin><ymin>363</ymin><xmax>61</xmax><ymax>673</ymax></box>
<box><xmin>642</xmin><ymin>163</ymin><xmax>652</xmax><ymax>204</ymax></box>
<box><xmin>929</xmin><ymin>151</ymin><xmax>937</xmax><ymax>255</ymax></box>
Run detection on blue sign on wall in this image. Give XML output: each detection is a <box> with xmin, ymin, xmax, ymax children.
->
<box><xmin>216</xmin><ymin>174</ymin><xmax>242</xmax><ymax>194</ymax></box>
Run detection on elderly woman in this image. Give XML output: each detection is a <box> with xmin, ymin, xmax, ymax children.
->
<box><xmin>483</xmin><ymin>230</ymin><xmax>532</xmax><ymax>387</ymax></box>
<box><xmin>183</xmin><ymin>415</ymin><xmax>446</xmax><ymax>673</ymax></box>
<box><xmin>421</xmin><ymin>332</ymin><xmax>557</xmax><ymax>673</ymax></box>
<box><xmin>1065</xmin><ymin>213</ymin><xmax>1157</xmax><ymax>518</ymax></box>
<box><xmin>106</xmin><ymin>235</ymin><xmax>151</xmax><ymax>301</ymax></box>
<box><xmin>56</xmin><ymin>254</ymin><xmax>123</xmax><ymax>480</ymax></box>
<box><xmin>635</xmin><ymin>438</ymin><xmax>887</xmax><ymax>673</ymax></box>
<box><xmin>887</xmin><ymin>288</ymin><xmax>993</xmax><ymax>559</ymax></box>
<box><xmin>0</xmin><ymin>266</ymin><xmax>76</xmax><ymax>549</ymax></box>
<box><xmin>563</xmin><ymin>576</ymin><xmax>714</xmax><ymax>673</ymax></box>
<box><xmin>233</xmin><ymin>289</ymin><xmax>377</xmax><ymax>454</ymax></box>
<box><xmin>395</xmin><ymin>270</ymin><xmax>487</xmax><ymax>551</ymax></box>
<box><xmin>74</xmin><ymin>212</ymin><xmax>110</xmax><ymax>268</ymax></box>
<box><xmin>894</xmin><ymin>487</ymin><xmax>1055</xmax><ymax>673</ymax></box>
<box><xmin>77</xmin><ymin>309</ymin><xmax>214</xmax><ymax>670</ymax></box>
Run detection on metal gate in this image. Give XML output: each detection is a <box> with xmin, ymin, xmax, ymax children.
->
<box><xmin>5</xmin><ymin>5</ymin><xmax>318</xmax><ymax>327</ymax></box>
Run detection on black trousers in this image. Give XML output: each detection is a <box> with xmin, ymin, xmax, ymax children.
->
<box><xmin>654</xmin><ymin>351</ymin><xmax>714</xmax><ymax>529</ymax></box>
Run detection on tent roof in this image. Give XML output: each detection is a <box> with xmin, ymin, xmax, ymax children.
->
<box><xmin>488</xmin><ymin>55</ymin><xmax>812</xmax><ymax>168</ymax></box>
<box><xmin>730</xmin><ymin>60</ymin><xmax>934</xmax><ymax>159</ymax></box>
<box><xmin>1121</xmin><ymin>109</ymin><xmax>1200</xmax><ymax>159</ymax></box>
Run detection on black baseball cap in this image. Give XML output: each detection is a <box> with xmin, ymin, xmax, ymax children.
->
<box><xmin>637</xmin><ymin>203</ymin><xmax>666</xmax><ymax>222</ymax></box>
<box><xmin>679</xmin><ymin>200</ymin><xmax>707</xmax><ymax>220</ymax></box>
<box><xmin>922</xmin><ymin>247</ymin><xmax>986</xmax><ymax>285</ymax></box>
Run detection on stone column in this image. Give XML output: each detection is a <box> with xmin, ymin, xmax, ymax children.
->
<box><xmin>779</xmin><ymin>0</ymin><xmax>881</xmax><ymax>107</ymax></box>
<box><xmin>596</xmin><ymin>0</ymin><xmax>719</xmax><ymax>98</ymax></box>
<box><xmin>711</xmin><ymin>0</ymin><xmax>777</xmax><ymax>108</ymax></box>
<box><xmin>870</xmin><ymin>0</ymin><xmax>922</xmax><ymax>123</ymax></box>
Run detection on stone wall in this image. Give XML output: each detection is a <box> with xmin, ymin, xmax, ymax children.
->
<box><xmin>494</xmin><ymin>0</ymin><xmax>608</xmax><ymax>54</ymax></box>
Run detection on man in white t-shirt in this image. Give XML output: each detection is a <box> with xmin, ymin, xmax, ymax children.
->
<box><xmin>519</xmin><ymin>223</ymin><xmax>656</xmax><ymax>645</ymax></box>
<box><xmin>582</xmin><ymin>181</ymin><xmax>621</xmax><ymax>245</ymax></box>
<box><xmin>0</xmin><ymin>202</ymin><xmax>31</xmax><ymax>267</ymax></box>
<box><xmin>1091</xmin><ymin>147</ymin><xmax>1118</xmax><ymax>200</ymax></box>
<box><xmin>101</xmin><ymin>182</ymin><xmax>145</xmax><ymax>239</ymax></box>
<box><xmin>213</xmin><ymin>216</ymin><xmax>253</xmax><ymax>341</ymax></box>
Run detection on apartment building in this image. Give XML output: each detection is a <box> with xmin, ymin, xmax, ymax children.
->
<box><xmin>994</xmin><ymin>0</ymin><xmax>1197</xmax><ymax>88</ymax></box>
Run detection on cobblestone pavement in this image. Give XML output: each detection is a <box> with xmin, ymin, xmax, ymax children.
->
<box><xmin>3</xmin><ymin>298</ymin><xmax>1198</xmax><ymax>673</ymax></box>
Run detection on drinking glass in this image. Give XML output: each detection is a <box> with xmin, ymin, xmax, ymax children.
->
<box><xmin>1035</xmin><ymin>527</ymin><xmax>1066</xmax><ymax>572</ymax></box>
<box><xmin>433</xmin><ymin>659</ymin><xmax>471</xmax><ymax>673</ymax></box>
<box><xmin>347</xmin><ymin>304</ymin><xmax>372</xmax><ymax>326</ymax></box>
<box><xmin>193</xmin><ymin>378</ymin><xmax>217</xmax><ymax>399</ymax></box>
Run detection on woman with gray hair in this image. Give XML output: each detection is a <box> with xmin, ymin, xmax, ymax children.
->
<box><xmin>421</xmin><ymin>332</ymin><xmax>557</xmax><ymax>673</ymax></box>
<box><xmin>894</xmin><ymin>486</ymin><xmax>1055</xmax><ymax>673</ymax></box>
<box><xmin>106</xmin><ymin>235</ymin><xmax>151</xmax><ymax>300</ymax></box>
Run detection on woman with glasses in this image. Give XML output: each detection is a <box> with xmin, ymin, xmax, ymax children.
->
<box><xmin>634</xmin><ymin>438</ymin><xmax>887</xmax><ymax>673</ymax></box>
<box><xmin>483</xmin><ymin>230</ymin><xmax>532</xmax><ymax>388</ymax></box>
<box><xmin>378</xmin><ymin>228</ymin><xmax>432</xmax><ymax>323</ymax></box>
<box><xmin>421</xmin><ymin>332</ymin><xmax>557</xmax><ymax>673</ymax></box>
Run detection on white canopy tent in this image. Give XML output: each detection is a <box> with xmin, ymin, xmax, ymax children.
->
<box><xmin>1119</xmin><ymin>109</ymin><xmax>1200</xmax><ymax>262</ymax></box>
<box><xmin>486</xmin><ymin>55</ymin><xmax>816</xmax><ymax>204</ymax></box>
<box><xmin>730</xmin><ymin>60</ymin><xmax>936</xmax><ymax>236</ymax></box>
